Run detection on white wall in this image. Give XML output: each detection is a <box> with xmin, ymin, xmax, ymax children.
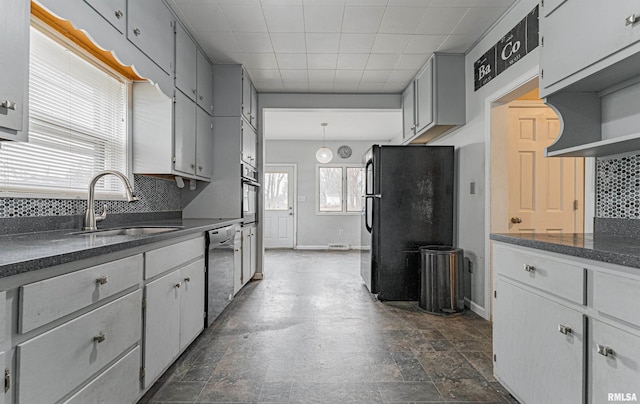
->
<box><xmin>428</xmin><ymin>0</ymin><xmax>541</xmax><ymax>318</ymax></box>
<box><xmin>265</xmin><ymin>139</ymin><xmax>383</xmax><ymax>248</ymax></box>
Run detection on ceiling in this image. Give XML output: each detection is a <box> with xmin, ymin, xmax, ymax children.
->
<box><xmin>264</xmin><ymin>109</ymin><xmax>403</xmax><ymax>140</ymax></box>
<box><xmin>167</xmin><ymin>0</ymin><xmax>517</xmax><ymax>94</ymax></box>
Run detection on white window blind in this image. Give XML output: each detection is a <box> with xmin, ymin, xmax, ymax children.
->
<box><xmin>0</xmin><ymin>23</ymin><xmax>129</xmax><ymax>199</ymax></box>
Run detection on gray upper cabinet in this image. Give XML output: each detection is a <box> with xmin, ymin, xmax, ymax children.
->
<box><xmin>175</xmin><ymin>22</ymin><xmax>197</xmax><ymax>102</ymax></box>
<box><xmin>196</xmin><ymin>105</ymin><xmax>213</xmax><ymax>179</ymax></box>
<box><xmin>196</xmin><ymin>49</ymin><xmax>213</xmax><ymax>114</ymax></box>
<box><xmin>0</xmin><ymin>0</ymin><xmax>29</xmax><ymax>141</ymax></box>
<box><xmin>250</xmin><ymin>82</ymin><xmax>258</xmax><ymax>128</ymax></box>
<box><xmin>242</xmin><ymin>68</ymin><xmax>252</xmax><ymax>122</ymax></box>
<box><xmin>174</xmin><ymin>90</ymin><xmax>198</xmax><ymax>177</ymax></box>
<box><xmin>540</xmin><ymin>0</ymin><xmax>640</xmax><ymax>97</ymax></box>
<box><xmin>402</xmin><ymin>53</ymin><xmax>465</xmax><ymax>144</ymax></box>
<box><xmin>127</xmin><ymin>0</ymin><xmax>174</xmax><ymax>74</ymax></box>
<box><xmin>84</xmin><ymin>0</ymin><xmax>126</xmax><ymax>34</ymax></box>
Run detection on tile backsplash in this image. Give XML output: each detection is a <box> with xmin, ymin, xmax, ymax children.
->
<box><xmin>596</xmin><ymin>154</ymin><xmax>640</xmax><ymax>219</ymax></box>
<box><xmin>0</xmin><ymin>175</ymin><xmax>181</xmax><ymax>218</ymax></box>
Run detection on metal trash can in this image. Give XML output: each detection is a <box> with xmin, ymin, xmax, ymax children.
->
<box><xmin>419</xmin><ymin>246</ymin><xmax>464</xmax><ymax>315</ymax></box>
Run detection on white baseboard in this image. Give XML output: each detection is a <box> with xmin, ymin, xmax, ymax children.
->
<box><xmin>295</xmin><ymin>245</ymin><xmax>366</xmax><ymax>250</ymax></box>
<box><xmin>465</xmin><ymin>298</ymin><xmax>489</xmax><ymax>320</ymax></box>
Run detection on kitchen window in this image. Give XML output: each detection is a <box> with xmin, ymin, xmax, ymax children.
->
<box><xmin>317</xmin><ymin>165</ymin><xmax>364</xmax><ymax>214</ymax></box>
<box><xmin>0</xmin><ymin>20</ymin><xmax>130</xmax><ymax>199</ymax></box>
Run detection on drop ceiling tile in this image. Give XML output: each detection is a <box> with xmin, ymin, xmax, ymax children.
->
<box><xmin>199</xmin><ymin>32</ymin><xmax>242</xmax><ymax>55</ymax></box>
<box><xmin>387</xmin><ymin>69</ymin><xmax>416</xmax><ymax>83</ymax></box>
<box><xmin>438</xmin><ymin>33</ymin><xmax>477</xmax><ymax>52</ymax></box>
<box><xmin>429</xmin><ymin>0</ymin><xmax>475</xmax><ymax>6</ymax></box>
<box><xmin>308</xmin><ymin>69</ymin><xmax>336</xmax><ymax>82</ymax></box>
<box><xmin>336</xmin><ymin>53</ymin><xmax>369</xmax><ymax>70</ymax></box>
<box><xmin>174</xmin><ymin>4</ymin><xmax>230</xmax><ymax>32</ymax></box>
<box><xmin>220</xmin><ymin>5</ymin><xmax>268</xmax><ymax>32</ymax></box>
<box><xmin>334</xmin><ymin>69</ymin><xmax>364</xmax><ymax>82</ymax></box>
<box><xmin>304</xmin><ymin>0</ymin><xmax>346</xmax><ymax>6</ymax></box>
<box><xmin>404</xmin><ymin>35</ymin><xmax>447</xmax><ymax>54</ymax></box>
<box><xmin>308</xmin><ymin>82</ymin><xmax>335</xmax><ymax>92</ymax></box>
<box><xmin>306</xmin><ymin>33</ymin><xmax>341</xmax><ymax>53</ymax></box>
<box><xmin>307</xmin><ymin>53</ymin><xmax>338</xmax><ymax>69</ymax></box>
<box><xmin>379</xmin><ymin>7</ymin><xmax>428</xmax><ymax>34</ymax></box>
<box><xmin>358</xmin><ymin>82</ymin><xmax>385</xmax><ymax>92</ymax></box>
<box><xmin>304</xmin><ymin>6</ymin><xmax>345</xmax><ymax>33</ymax></box>
<box><xmin>473</xmin><ymin>0</ymin><xmax>514</xmax><ymax>7</ymax></box>
<box><xmin>276</xmin><ymin>53</ymin><xmax>308</xmax><ymax>69</ymax></box>
<box><xmin>366</xmin><ymin>53</ymin><xmax>401</xmax><ymax>69</ymax></box>
<box><xmin>333</xmin><ymin>81</ymin><xmax>361</xmax><ymax>92</ymax></box>
<box><xmin>361</xmin><ymin>70</ymin><xmax>392</xmax><ymax>82</ymax></box>
<box><xmin>219</xmin><ymin>0</ymin><xmax>260</xmax><ymax>4</ymax></box>
<box><xmin>283</xmin><ymin>82</ymin><xmax>310</xmax><ymax>91</ymax></box>
<box><xmin>243</xmin><ymin>53</ymin><xmax>279</xmax><ymax>69</ymax></box>
<box><xmin>346</xmin><ymin>0</ymin><xmax>388</xmax><ymax>5</ymax></box>
<box><xmin>280</xmin><ymin>69</ymin><xmax>309</xmax><ymax>81</ymax></box>
<box><xmin>342</xmin><ymin>7</ymin><xmax>385</xmax><ymax>33</ymax></box>
<box><xmin>234</xmin><ymin>33</ymin><xmax>274</xmax><ymax>53</ymax></box>
<box><xmin>255</xmin><ymin>80</ymin><xmax>285</xmax><ymax>91</ymax></box>
<box><xmin>383</xmin><ymin>81</ymin><xmax>408</xmax><ymax>92</ymax></box>
<box><xmin>339</xmin><ymin>34</ymin><xmax>376</xmax><ymax>53</ymax></box>
<box><xmin>213</xmin><ymin>52</ymin><xmax>246</xmax><ymax>64</ymax></box>
<box><xmin>248</xmin><ymin>68</ymin><xmax>282</xmax><ymax>81</ymax></box>
<box><xmin>270</xmin><ymin>33</ymin><xmax>306</xmax><ymax>53</ymax></box>
<box><xmin>263</xmin><ymin>6</ymin><xmax>305</xmax><ymax>32</ymax></box>
<box><xmin>415</xmin><ymin>7</ymin><xmax>466</xmax><ymax>34</ymax></box>
<box><xmin>371</xmin><ymin>34</ymin><xmax>411</xmax><ymax>53</ymax></box>
<box><xmin>387</xmin><ymin>0</ymin><xmax>435</xmax><ymax>5</ymax></box>
<box><xmin>452</xmin><ymin>7</ymin><xmax>505</xmax><ymax>34</ymax></box>
<box><xmin>261</xmin><ymin>0</ymin><xmax>303</xmax><ymax>5</ymax></box>
<box><xmin>395</xmin><ymin>53</ymin><xmax>429</xmax><ymax>70</ymax></box>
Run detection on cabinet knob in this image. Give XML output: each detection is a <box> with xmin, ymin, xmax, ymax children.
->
<box><xmin>192</xmin><ymin>89</ymin><xmax>197</xmax><ymax>94</ymax></box>
<box><xmin>93</xmin><ymin>332</ymin><xmax>106</xmax><ymax>343</ymax></box>
<box><xmin>190</xmin><ymin>163</ymin><xmax>196</xmax><ymax>169</ymax></box>
<box><xmin>96</xmin><ymin>276</ymin><xmax>109</xmax><ymax>285</ymax></box>
<box><xmin>1</xmin><ymin>100</ymin><xmax>16</xmax><ymax>110</ymax></box>
<box><xmin>199</xmin><ymin>95</ymin><xmax>204</xmax><ymax>101</ymax></box>
<box><xmin>198</xmin><ymin>166</ymin><xmax>203</xmax><ymax>171</ymax></box>
<box><xmin>510</xmin><ymin>217</ymin><xmax>522</xmax><ymax>224</ymax></box>
<box><xmin>625</xmin><ymin>14</ymin><xmax>638</xmax><ymax>26</ymax></box>
<box><xmin>524</xmin><ymin>264</ymin><xmax>536</xmax><ymax>273</ymax></box>
<box><xmin>558</xmin><ymin>324</ymin><xmax>572</xmax><ymax>335</ymax></box>
<box><xmin>184</xmin><ymin>277</ymin><xmax>191</xmax><ymax>283</ymax></box>
<box><xmin>175</xmin><ymin>282</ymin><xmax>181</xmax><ymax>288</ymax></box>
<box><xmin>596</xmin><ymin>344</ymin><xmax>614</xmax><ymax>357</ymax></box>
<box><xmin>133</xmin><ymin>28</ymin><xmax>141</xmax><ymax>36</ymax></box>
<box><xmin>115</xmin><ymin>10</ymin><xmax>123</xmax><ymax>19</ymax></box>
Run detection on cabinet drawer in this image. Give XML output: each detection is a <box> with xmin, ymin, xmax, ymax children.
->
<box><xmin>494</xmin><ymin>244</ymin><xmax>584</xmax><ymax>304</ymax></box>
<box><xmin>593</xmin><ymin>271</ymin><xmax>640</xmax><ymax>326</ymax></box>
<box><xmin>590</xmin><ymin>320</ymin><xmax>640</xmax><ymax>404</ymax></box>
<box><xmin>63</xmin><ymin>346</ymin><xmax>140</xmax><ymax>404</ymax></box>
<box><xmin>20</xmin><ymin>254</ymin><xmax>143</xmax><ymax>333</ymax></box>
<box><xmin>17</xmin><ymin>290</ymin><xmax>142</xmax><ymax>404</ymax></box>
<box><xmin>145</xmin><ymin>236</ymin><xmax>205</xmax><ymax>279</ymax></box>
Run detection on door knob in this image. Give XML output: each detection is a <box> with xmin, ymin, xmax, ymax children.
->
<box><xmin>511</xmin><ymin>217</ymin><xmax>522</xmax><ymax>224</ymax></box>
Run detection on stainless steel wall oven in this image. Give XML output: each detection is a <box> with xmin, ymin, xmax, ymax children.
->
<box><xmin>241</xmin><ymin>164</ymin><xmax>259</xmax><ymax>224</ymax></box>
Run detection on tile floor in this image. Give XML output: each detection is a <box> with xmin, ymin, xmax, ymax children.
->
<box><xmin>140</xmin><ymin>250</ymin><xmax>518</xmax><ymax>403</ymax></box>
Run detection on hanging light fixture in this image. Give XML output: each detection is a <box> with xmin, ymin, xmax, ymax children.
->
<box><xmin>315</xmin><ymin>122</ymin><xmax>333</xmax><ymax>164</ymax></box>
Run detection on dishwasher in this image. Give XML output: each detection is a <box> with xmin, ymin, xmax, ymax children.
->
<box><xmin>205</xmin><ymin>225</ymin><xmax>239</xmax><ymax>327</ymax></box>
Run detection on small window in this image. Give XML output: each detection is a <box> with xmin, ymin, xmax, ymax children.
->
<box><xmin>317</xmin><ymin>165</ymin><xmax>364</xmax><ymax>214</ymax></box>
<box><xmin>0</xmin><ymin>21</ymin><xmax>130</xmax><ymax>199</ymax></box>
<box><xmin>264</xmin><ymin>172</ymin><xmax>289</xmax><ymax>211</ymax></box>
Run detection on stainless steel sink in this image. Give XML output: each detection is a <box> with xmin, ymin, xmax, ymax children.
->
<box><xmin>73</xmin><ymin>226</ymin><xmax>183</xmax><ymax>236</ymax></box>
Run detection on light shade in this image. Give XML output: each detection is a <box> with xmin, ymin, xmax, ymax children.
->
<box><xmin>316</xmin><ymin>147</ymin><xmax>333</xmax><ymax>163</ymax></box>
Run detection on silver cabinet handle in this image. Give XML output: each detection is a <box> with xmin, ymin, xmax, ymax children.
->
<box><xmin>96</xmin><ymin>276</ymin><xmax>109</xmax><ymax>285</ymax></box>
<box><xmin>184</xmin><ymin>277</ymin><xmax>191</xmax><ymax>282</ymax></box>
<box><xmin>597</xmin><ymin>344</ymin><xmax>614</xmax><ymax>357</ymax></box>
<box><xmin>190</xmin><ymin>163</ymin><xmax>196</xmax><ymax>169</ymax></box>
<box><xmin>1</xmin><ymin>100</ymin><xmax>16</xmax><ymax>110</ymax></box>
<box><xmin>558</xmin><ymin>324</ymin><xmax>572</xmax><ymax>335</ymax></box>
<box><xmin>175</xmin><ymin>282</ymin><xmax>181</xmax><ymax>288</ymax></box>
<box><xmin>199</xmin><ymin>95</ymin><xmax>204</xmax><ymax>101</ymax></box>
<box><xmin>133</xmin><ymin>28</ymin><xmax>141</xmax><ymax>36</ymax></box>
<box><xmin>192</xmin><ymin>89</ymin><xmax>197</xmax><ymax>94</ymax></box>
<box><xmin>524</xmin><ymin>264</ymin><xmax>536</xmax><ymax>272</ymax></box>
<box><xmin>93</xmin><ymin>332</ymin><xmax>106</xmax><ymax>343</ymax></box>
<box><xmin>626</xmin><ymin>14</ymin><xmax>638</xmax><ymax>25</ymax></box>
<box><xmin>115</xmin><ymin>10</ymin><xmax>123</xmax><ymax>19</ymax></box>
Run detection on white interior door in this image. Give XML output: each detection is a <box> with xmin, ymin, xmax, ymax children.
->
<box><xmin>264</xmin><ymin>165</ymin><xmax>295</xmax><ymax>248</ymax></box>
<box><xmin>507</xmin><ymin>102</ymin><xmax>585</xmax><ymax>233</ymax></box>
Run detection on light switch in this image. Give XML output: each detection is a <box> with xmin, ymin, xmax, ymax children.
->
<box><xmin>298</xmin><ymin>196</ymin><xmax>306</xmax><ymax>202</ymax></box>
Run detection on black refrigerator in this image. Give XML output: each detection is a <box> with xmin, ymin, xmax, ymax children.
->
<box><xmin>360</xmin><ymin>145</ymin><xmax>454</xmax><ymax>301</ymax></box>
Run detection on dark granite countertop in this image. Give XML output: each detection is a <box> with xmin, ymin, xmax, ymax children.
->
<box><xmin>0</xmin><ymin>218</ymin><xmax>241</xmax><ymax>279</ymax></box>
<box><xmin>490</xmin><ymin>233</ymin><xmax>640</xmax><ymax>269</ymax></box>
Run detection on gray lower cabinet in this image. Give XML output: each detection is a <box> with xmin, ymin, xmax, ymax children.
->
<box><xmin>126</xmin><ymin>0</ymin><xmax>174</xmax><ymax>74</ymax></box>
<box><xmin>0</xmin><ymin>0</ymin><xmax>29</xmax><ymax>141</ymax></box>
<box><xmin>241</xmin><ymin>226</ymin><xmax>257</xmax><ymax>288</ymax></box>
<box><xmin>83</xmin><ymin>0</ymin><xmax>126</xmax><ymax>34</ymax></box>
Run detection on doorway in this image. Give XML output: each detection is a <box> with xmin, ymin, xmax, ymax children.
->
<box><xmin>263</xmin><ymin>164</ymin><xmax>296</xmax><ymax>249</ymax></box>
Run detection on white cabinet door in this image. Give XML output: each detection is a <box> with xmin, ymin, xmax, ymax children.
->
<box><xmin>0</xmin><ymin>0</ymin><xmax>29</xmax><ymax>140</ymax></box>
<box><xmin>241</xmin><ymin>68</ymin><xmax>252</xmax><ymax>122</ymax></box>
<box><xmin>415</xmin><ymin>61</ymin><xmax>433</xmax><ymax>134</ymax></box>
<box><xmin>590</xmin><ymin>320</ymin><xmax>640</xmax><ymax>404</ymax></box>
<box><xmin>179</xmin><ymin>259</ymin><xmax>205</xmax><ymax>351</ymax></box>
<box><xmin>234</xmin><ymin>230</ymin><xmax>243</xmax><ymax>295</ymax></box>
<box><xmin>494</xmin><ymin>278</ymin><xmax>583</xmax><ymax>404</ymax></box>
<box><xmin>175</xmin><ymin>23</ymin><xmax>197</xmax><ymax>102</ymax></box>
<box><xmin>196</xmin><ymin>106</ymin><xmax>213</xmax><ymax>180</ymax></box>
<box><xmin>144</xmin><ymin>270</ymin><xmax>181</xmax><ymax>388</ymax></box>
<box><xmin>402</xmin><ymin>83</ymin><xmax>415</xmax><ymax>140</ymax></box>
<box><xmin>84</xmin><ymin>0</ymin><xmax>127</xmax><ymax>34</ymax></box>
<box><xmin>241</xmin><ymin>228</ymin><xmax>251</xmax><ymax>287</ymax></box>
<box><xmin>174</xmin><ymin>90</ymin><xmax>197</xmax><ymax>176</ymax></box>
<box><xmin>249</xmin><ymin>226</ymin><xmax>257</xmax><ymax>279</ymax></box>
<box><xmin>127</xmin><ymin>0</ymin><xmax>174</xmax><ymax>74</ymax></box>
<box><xmin>196</xmin><ymin>49</ymin><xmax>213</xmax><ymax>113</ymax></box>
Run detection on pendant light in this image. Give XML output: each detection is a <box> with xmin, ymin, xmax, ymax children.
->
<box><xmin>315</xmin><ymin>122</ymin><xmax>333</xmax><ymax>164</ymax></box>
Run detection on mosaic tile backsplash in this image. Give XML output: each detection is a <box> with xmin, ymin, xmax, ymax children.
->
<box><xmin>0</xmin><ymin>175</ymin><xmax>182</xmax><ymax>218</ymax></box>
<box><xmin>596</xmin><ymin>154</ymin><xmax>640</xmax><ymax>219</ymax></box>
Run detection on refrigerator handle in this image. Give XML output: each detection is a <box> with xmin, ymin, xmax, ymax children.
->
<box><xmin>364</xmin><ymin>159</ymin><xmax>374</xmax><ymax>233</ymax></box>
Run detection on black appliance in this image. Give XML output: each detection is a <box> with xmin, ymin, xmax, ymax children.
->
<box><xmin>361</xmin><ymin>145</ymin><xmax>454</xmax><ymax>301</ymax></box>
<box><xmin>241</xmin><ymin>164</ymin><xmax>259</xmax><ymax>224</ymax></box>
<box><xmin>205</xmin><ymin>225</ymin><xmax>238</xmax><ymax>327</ymax></box>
